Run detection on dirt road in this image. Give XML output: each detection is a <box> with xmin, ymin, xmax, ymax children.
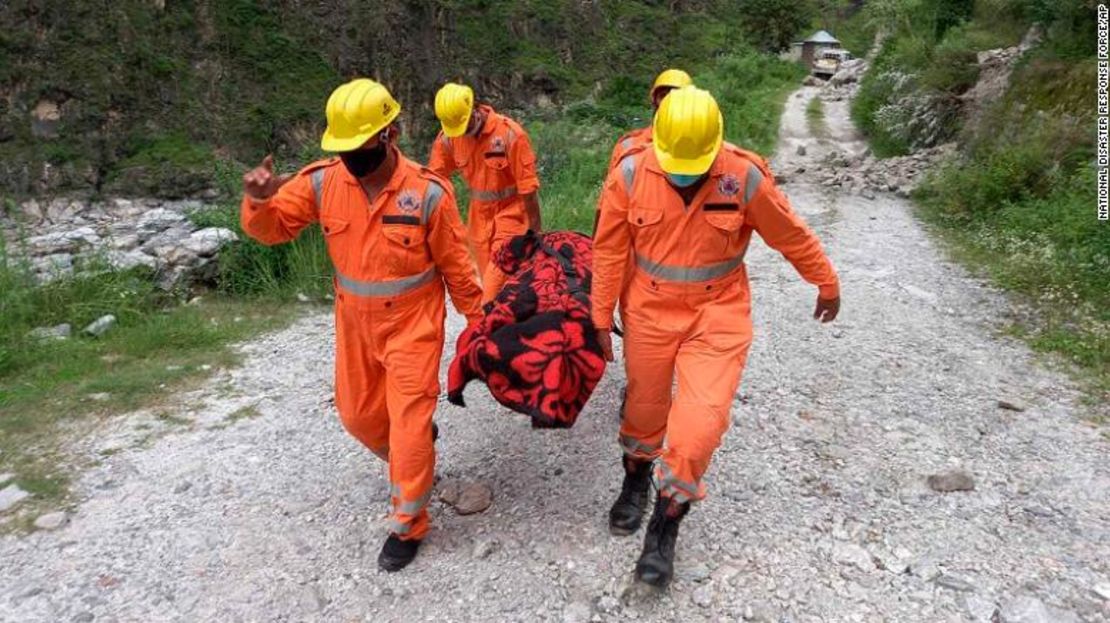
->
<box><xmin>2</xmin><ymin>83</ymin><xmax>1108</xmax><ymax>623</ymax></box>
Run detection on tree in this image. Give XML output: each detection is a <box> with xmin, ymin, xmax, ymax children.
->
<box><xmin>737</xmin><ymin>0</ymin><xmax>817</xmax><ymax>53</ymax></box>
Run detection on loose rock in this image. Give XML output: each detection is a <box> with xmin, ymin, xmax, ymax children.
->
<box><xmin>562</xmin><ymin>601</ymin><xmax>592</xmax><ymax>623</ymax></box>
<box><xmin>997</xmin><ymin>595</ymin><xmax>1051</xmax><ymax>623</ymax></box>
<box><xmin>934</xmin><ymin>573</ymin><xmax>976</xmax><ymax>592</ymax></box>
<box><xmin>27</xmin><ymin>323</ymin><xmax>71</xmax><ymax>341</ymax></box>
<box><xmin>997</xmin><ymin>399</ymin><xmax>1026</xmax><ymax>412</ymax></box>
<box><xmin>692</xmin><ymin>584</ymin><xmax>714</xmax><ymax>607</ymax></box>
<box><xmin>473</xmin><ymin>538</ymin><xmax>500</xmax><ymax>559</ymax></box>
<box><xmin>33</xmin><ymin>511</ymin><xmax>68</xmax><ymax>531</ymax></box>
<box><xmin>833</xmin><ymin>542</ymin><xmax>874</xmax><ymax>571</ymax></box>
<box><xmin>84</xmin><ymin>314</ymin><xmax>117</xmax><ymax>337</ymax></box>
<box><xmin>438</xmin><ymin>479</ymin><xmax>493</xmax><ymax>515</ymax></box>
<box><xmin>0</xmin><ymin>483</ymin><xmax>30</xmax><ymax>512</ymax></box>
<box><xmin>927</xmin><ymin>469</ymin><xmax>975</xmax><ymax>492</ymax></box>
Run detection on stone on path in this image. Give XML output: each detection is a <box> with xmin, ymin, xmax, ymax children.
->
<box><xmin>927</xmin><ymin>469</ymin><xmax>975</xmax><ymax>492</ymax></box>
<box><xmin>997</xmin><ymin>595</ymin><xmax>1051</xmax><ymax>623</ymax></box>
<box><xmin>561</xmin><ymin>600</ymin><xmax>592</xmax><ymax>623</ymax></box>
<box><xmin>997</xmin><ymin>399</ymin><xmax>1026</xmax><ymax>412</ymax></box>
<box><xmin>438</xmin><ymin>479</ymin><xmax>493</xmax><ymax>515</ymax></box>
<box><xmin>33</xmin><ymin>511</ymin><xmax>68</xmax><ymax>531</ymax></box>
<box><xmin>0</xmin><ymin>484</ymin><xmax>30</xmax><ymax>513</ymax></box>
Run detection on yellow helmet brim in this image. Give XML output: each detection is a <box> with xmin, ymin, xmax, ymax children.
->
<box><xmin>321</xmin><ymin>129</ymin><xmax>375</xmax><ymax>152</ymax></box>
<box><xmin>319</xmin><ymin>84</ymin><xmax>401</xmax><ymax>152</ymax></box>
<box><xmin>440</xmin><ymin>116</ymin><xmax>469</xmax><ymax>138</ymax></box>
<box><xmin>653</xmin><ymin>131</ymin><xmax>722</xmax><ymax>176</ymax></box>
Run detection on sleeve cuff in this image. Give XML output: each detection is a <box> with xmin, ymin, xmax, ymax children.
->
<box><xmin>591</xmin><ymin>311</ymin><xmax>614</xmax><ymax>330</ymax></box>
<box><xmin>517</xmin><ymin>179</ymin><xmax>540</xmax><ymax>195</ymax></box>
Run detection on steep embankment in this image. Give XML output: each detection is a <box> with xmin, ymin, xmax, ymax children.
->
<box><xmin>0</xmin><ymin>0</ymin><xmax>753</xmax><ymax>198</ymax></box>
<box><xmin>851</xmin><ymin>1</ymin><xmax>1108</xmax><ymax>398</ymax></box>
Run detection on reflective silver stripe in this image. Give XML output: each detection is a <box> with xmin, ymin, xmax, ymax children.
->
<box><xmin>635</xmin><ymin>252</ymin><xmax>745</xmax><ymax>283</ymax></box>
<box><xmin>422</xmin><ymin>182</ymin><xmax>444</xmax><ymax>223</ymax></box>
<box><xmin>390</xmin><ymin>483</ymin><xmax>402</xmax><ymax>497</ymax></box>
<box><xmin>336</xmin><ymin>267</ymin><xmax>437</xmax><ymax>297</ymax></box>
<box><xmin>619</xmin><ymin>154</ymin><xmax>637</xmax><ymax>194</ymax></box>
<box><xmin>310</xmin><ymin>168</ymin><xmax>325</xmax><ymax>205</ymax></box>
<box><xmin>619</xmin><ymin>434</ymin><xmax>660</xmax><ymax>456</ymax></box>
<box><xmin>656</xmin><ymin>462</ymin><xmax>699</xmax><ymax>499</ymax></box>
<box><xmin>396</xmin><ymin>490</ymin><xmax>432</xmax><ymax>515</ymax></box>
<box><xmin>507</xmin><ymin>128</ymin><xmax>516</xmax><ymax>146</ymax></box>
<box><xmin>471</xmin><ymin>186</ymin><xmax>517</xmax><ymax>202</ymax></box>
<box><xmin>744</xmin><ymin>163</ymin><xmax>764</xmax><ymax>203</ymax></box>
<box><xmin>387</xmin><ymin>519</ymin><xmax>412</xmax><ymax>535</ymax></box>
<box><xmin>621</xmin><ymin>137</ymin><xmax>633</xmax><ymax>150</ymax></box>
<box><xmin>669</xmin><ymin>490</ymin><xmax>694</xmax><ymax>505</ymax></box>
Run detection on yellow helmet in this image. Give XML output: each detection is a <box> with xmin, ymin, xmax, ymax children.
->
<box><xmin>435</xmin><ymin>82</ymin><xmax>475</xmax><ymax>138</ymax></box>
<box><xmin>652</xmin><ymin>86</ymin><xmax>724</xmax><ymax>175</ymax></box>
<box><xmin>321</xmin><ymin>78</ymin><xmax>401</xmax><ymax>152</ymax></box>
<box><xmin>651</xmin><ymin>68</ymin><xmax>693</xmax><ymax>97</ymax></box>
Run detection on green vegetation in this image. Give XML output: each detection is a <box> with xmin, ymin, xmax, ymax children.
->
<box><xmin>853</xmin><ymin>0</ymin><xmax>1107</xmax><ymax>399</ymax></box>
<box><xmin>806</xmin><ymin>97</ymin><xmax>828</xmax><ymax>137</ymax></box>
<box><xmin>0</xmin><ymin>0</ymin><xmax>786</xmax><ymax>199</ymax></box>
<box><xmin>0</xmin><ymin>238</ymin><xmax>298</xmax><ymax>512</ymax></box>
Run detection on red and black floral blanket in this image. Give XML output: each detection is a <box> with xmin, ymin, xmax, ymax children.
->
<box><xmin>447</xmin><ymin>230</ymin><xmax>606</xmax><ymax>428</ymax></box>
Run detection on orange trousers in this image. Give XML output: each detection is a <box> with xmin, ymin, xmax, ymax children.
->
<box><xmin>333</xmin><ymin>279</ymin><xmax>445</xmax><ymax>541</ymax></box>
<box><xmin>468</xmin><ymin>197</ymin><xmax>527</xmax><ymax>301</ymax></box>
<box><xmin>618</xmin><ymin>270</ymin><xmax>753</xmax><ymax>504</ymax></box>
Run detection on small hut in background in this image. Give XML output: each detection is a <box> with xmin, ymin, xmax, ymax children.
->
<box><xmin>799</xmin><ymin>30</ymin><xmax>842</xmax><ymax>68</ymax></box>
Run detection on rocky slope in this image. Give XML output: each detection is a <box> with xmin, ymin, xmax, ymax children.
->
<box><xmin>2</xmin><ymin>197</ymin><xmax>234</xmax><ymax>290</ymax></box>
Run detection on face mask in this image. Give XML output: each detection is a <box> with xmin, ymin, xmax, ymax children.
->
<box><xmin>340</xmin><ymin>140</ymin><xmax>388</xmax><ymax>177</ymax></box>
<box><xmin>668</xmin><ymin>173</ymin><xmax>702</xmax><ymax>187</ymax></box>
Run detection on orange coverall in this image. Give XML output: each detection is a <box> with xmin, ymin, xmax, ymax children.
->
<box><xmin>607</xmin><ymin>126</ymin><xmax>651</xmax><ymax>171</ymax></box>
<box><xmin>428</xmin><ymin>104</ymin><xmax>540</xmax><ymax>300</ymax></box>
<box><xmin>240</xmin><ymin>150</ymin><xmax>482</xmax><ymax>540</ymax></box>
<box><xmin>592</xmin><ymin>143</ymin><xmax>839</xmax><ymax>504</ymax></box>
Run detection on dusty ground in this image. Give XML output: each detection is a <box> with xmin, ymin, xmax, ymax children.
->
<box><xmin>1</xmin><ymin>84</ymin><xmax>1108</xmax><ymax>623</ymax></box>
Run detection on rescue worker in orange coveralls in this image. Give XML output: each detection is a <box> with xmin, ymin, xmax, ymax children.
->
<box><xmin>428</xmin><ymin>82</ymin><xmax>542</xmax><ymax>302</ymax></box>
<box><xmin>240</xmin><ymin>78</ymin><xmax>483</xmax><ymax>572</ymax></box>
<box><xmin>606</xmin><ymin>68</ymin><xmax>694</xmax><ymax>171</ymax></box>
<box><xmin>592</xmin><ymin>86</ymin><xmax>841</xmax><ymax>587</ymax></box>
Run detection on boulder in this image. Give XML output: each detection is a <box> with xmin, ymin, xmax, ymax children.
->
<box><xmin>183</xmin><ymin>227</ymin><xmax>237</xmax><ymax>257</ymax></box>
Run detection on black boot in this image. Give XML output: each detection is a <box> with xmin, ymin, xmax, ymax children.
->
<box><xmin>432</xmin><ymin>422</ymin><xmax>439</xmax><ymax>443</ymax></box>
<box><xmin>608</xmin><ymin>456</ymin><xmax>653</xmax><ymax>535</ymax></box>
<box><xmin>377</xmin><ymin>534</ymin><xmax>422</xmax><ymax>572</ymax></box>
<box><xmin>634</xmin><ymin>494</ymin><xmax>689</xmax><ymax>587</ymax></box>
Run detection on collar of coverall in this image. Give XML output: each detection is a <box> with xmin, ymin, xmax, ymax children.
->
<box><xmin>340</xmin><ymin>144</ymin><xmax>407</xmax><ymax>197</ymax></box>
<box><xmin>476</xmin><ymin>104</ymin><xmax>498</xmax><ymax>136</ymax></box>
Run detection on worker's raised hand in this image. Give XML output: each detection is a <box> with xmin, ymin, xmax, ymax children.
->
<box><xmin>814</xmin><ymin>295</ymin><xmax>840</xmax><ymax>323</ymax></box>
<box><xmin>242</xmin><ymin>154</ymin><xmax>293</xmax><ymax>201</ymax></box>
<box><xmin>596</xmin><ymin>328</ymin><xmax>614</xmax><ymax>362</ymax></box>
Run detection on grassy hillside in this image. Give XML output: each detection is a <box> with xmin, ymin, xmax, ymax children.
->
<box><xmin>851</xmin><ymin>0</ymin><xmax>1108</xmax><ymax>398</ymax></box>
<box><xmin>0</xmin><ymin>0</ymin><xmax>760</xmax><ymax>199</ymax></box>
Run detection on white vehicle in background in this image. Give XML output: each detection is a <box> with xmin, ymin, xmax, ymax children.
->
<box><xmin>813</xmin><ymin>49</ymin><xmax>853</xmax><ymax>79</ymax></box>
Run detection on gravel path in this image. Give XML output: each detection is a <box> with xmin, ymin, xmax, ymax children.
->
<box><xmin>2</xmin><ymin>84</ymin><xmax>1108</xmax><ymax>623</ymax></box>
